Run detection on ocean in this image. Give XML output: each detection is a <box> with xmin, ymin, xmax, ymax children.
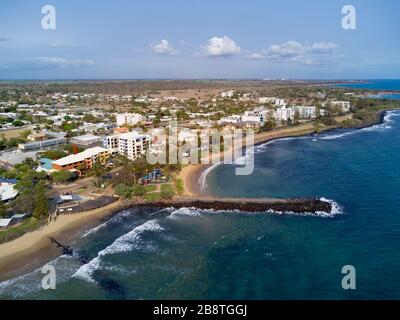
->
<box><xmin>1</xmin><ymin>111</ymin><xmax>400</xmax><ymax>300</ymax></box>
<box><xmin>334</xmin><ymin>79</ymin><xmax>400</xmax><ymax>100</ymax></box>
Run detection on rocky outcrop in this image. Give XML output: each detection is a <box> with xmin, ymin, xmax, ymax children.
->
<box><xmin>137</xmin><ymin>197</ymin><xmax>332</xmax><ymax>214</ymax></box>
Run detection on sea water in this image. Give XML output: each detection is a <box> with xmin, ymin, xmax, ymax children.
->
<box><xmin>1</xmin><ymin>110</ymin><xmax>400</xmax><ymax>300</ymax></box>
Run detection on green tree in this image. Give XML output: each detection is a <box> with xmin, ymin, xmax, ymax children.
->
<box><xmin>160</xmin><ymin>184</ymin><xmax>175</xmax><ymax>200</ymax></box>
<box><xmin>91</xmin><ymin>161</ymin><xmax>107</xmax><ymax>187</ymax></box>
<box><xmin>132</xmin><ymin>185</ymin><xmax>146</xmax><ymax>197</ymax></box>
<box><xmin>51</xmin><ymin>170</ymin><xmax>73</xmax><ymax>184</ymax></box>
<box><xmin>41</xmin><ymin>150</ymin><xmax>66</xmax><ymax>160</ymax></box>
<box><xmin>293</xmin><ymin>110</ymin><xmax>300</xmax><ymax>125</ymax></box>
<box><xmin>0</xmin><ymin>202</ymin><xmax>7</xmax><ymax>218</ymax></box>
<box><xmin>260</xmin><ymin>120</ymin><xmax>276</xmax><ymax>132</ymax></box>
<box><xmin>114</xmin><ymin>184</ymin><xmax>132</xmax><ymax>199</ymax></box>
<box><xmin>32</xmin><ymin>182</ymin><xmax>49</xmax><ymax>219</ymax></box>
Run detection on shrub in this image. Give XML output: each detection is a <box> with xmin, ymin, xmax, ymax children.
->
<box><xmin>174</xmin><ymin>178</ymin><xmax>184</xmax><ymax>195</ymax></box>
<box><xmin>160</xmin><ymin>184</ymin><xmax>175</xmax><ymax>200</ymax></box>
<box><xmin>132</xmin><ymin>185</ymin><xmax>146</xmax><ymax>197</ymax></box>
<box><xmin>114</xmin><ymin>184</ymin><xmax>132</xmax><ymax>199</ymax></box>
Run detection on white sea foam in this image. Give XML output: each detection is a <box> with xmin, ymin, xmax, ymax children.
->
<box><xmin>167</xmin><ymin>207</ymin><xmax>202</xmax><ymax>220</ymax></box>
<box><xmin>0</xmin><ymin>254</ymin><xmax>81</xmax><ymax>297</ymax></box>
<box><xmin>260</xmin><ymin>198</ymin><xmax>342</xmax><ymax>218</ymax></box>
<box><xmin>320</xmin><ymin>110</ymin><xmax>399</xmax><ymax>140</ymax></box>
<box><xmin>81</xmin><ymin>210</ymin><xmax>133</xmax><ymax>238</ymax></box>
<box><xmin>183</xmin><ymin>200</ymin><xmax>342</xmax><ymax>218</ymax></box>
<box><xmin>73</xmin><ymin>219</ymin><xmax>164</xmax><ymax>283</ymax></box>
<box><xmin>319</xmin><ymin>130</ymin><xmax>358</xmax><ymax>140</ymax></box>
<box><xmin>361</xmin><ymin>110</ymin><xmax>400</xmax><ymax>132</ymax></box>
<box><xmin>198</xmin><ymin>162</ymin><xmax>222</xmax><ymax>190</ymax></box>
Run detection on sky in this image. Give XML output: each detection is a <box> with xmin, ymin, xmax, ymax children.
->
<box><xmin>0</xmin><ymin>0</ymin><xmax>399</xmax><ymax>79</ymax></box>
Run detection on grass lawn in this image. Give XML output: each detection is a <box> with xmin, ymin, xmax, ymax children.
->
<box><xmin>0</xmin><ymin>217</ymin><xmax>41</xmax><ymax>244</ymax></box>
<box><xmin>143</xmin><ymin>192</ymin><xmax>162</xmax><ymax>202</ymax></box>
<box><xmin>144</xmin><ymin>185</ymin><xmax>157</xmax><ymax>193</ymax></box>
<box><xmin>142</xmin><ymin>184</ymin><xmax>176</xmax><ymax>202</ymax></box>
<box><xmin>75</xmin><ymin>187</ymin><xmax>88</xmax><ymax>194</ymax></box>
<box><xmin>160</xmin><ymin>184</ymin><xmax>175</xmax><ymax>193</ymax></box>
<box><xmin>174</xmin><ymin>178</ymin><xmax>184</xmax><ymax>195</ymax></box>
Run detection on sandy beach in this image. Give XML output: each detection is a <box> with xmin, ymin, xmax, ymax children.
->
<box><xmin>0</xmin><ymin>112</ymin><xmax>378</xmax><ymax>283</ymax></box>
<box><xmin>0</xmin><ymin>199</ymin><xmax>125</xmax><ymax>282</ymax></box>
<box><xmin>178</xmin><ymin>114</ymin><xmax>354</xmax><ymax>198</ymax></box>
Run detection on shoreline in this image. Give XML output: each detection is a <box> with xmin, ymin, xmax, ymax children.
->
<box><xmin>0</xmin><ymin>200</ymin><xmax>128</xmax><ymax>282</ymax></box>
<box><xmin>0</xmin><ymin>109</ymin><xmax>392</xmax><ymax>283</ymax></box>
<box><xmin>179</xmin><ymin>111</ymin><xmax>387</xmax><ymax>198</ymax></box>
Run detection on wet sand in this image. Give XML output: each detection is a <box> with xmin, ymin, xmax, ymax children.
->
<box><xmin>0</xmin><ymin>200</ymin><xmax>126</xmax><ymax>282</ymax></box>
<box><xmin>1</xmin><ymin>111</ymin><xmax>387</xmax><ymax>283</ymax></box>
<box><xmin>178</xmin><ymin>114</ymin><xmax>355</xmax><ymax>198</ymax></box>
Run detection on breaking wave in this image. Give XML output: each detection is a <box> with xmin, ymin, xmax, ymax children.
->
<box><xmin>169</xmin><ymin>200</ymin><xmax>343</xmax><ymax>219</ymax></box>
<box><xmin>320</xmin><ymin>110</ymin><xmax>399</xmax><ymax>140</ymax></box>
<box><xmin>317</xmin><ymin>198</ymin><xmax>343</xmax><ymax>217</ymax></box>
<box><xmin>167</xmin><ymin>207</ymin><xmax>203</xmax><ymax>219</ymax></box>
<box><xmin>81</xmin><ymin>210</ymin><xmax>132</xmax><ymax>238</ymax></box>
<box><xmin>73</xmin><ymin>220</ymin><xmax>164</xmax><ymax>283</ymax></box>
<box><xmin>0</xmin><ymin>254</ymin><xmax>81</xmax><ymax>298</ymax></box>
<box><xmin>198</xmin><ymin>162</ymin><xmax>222</xmax><ymax>190</ymax></box>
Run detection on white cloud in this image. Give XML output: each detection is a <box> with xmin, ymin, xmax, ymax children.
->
<box><xmin>50</xmin><ymin>41</ymin><xmax>77</xmax><ymax>48</ymax></box>
<box><xmin>151</xmin><ymin>39</ymin><xmax>177</xmax><ymax>55</ymax></box>
<box><xmin>311</xmin><ymin>42</ymin><xmax>339</xmax><ymax>53</ymax></box>
<box><xmin>26</xmin><ymin>57</ymin><xmax>94</xmax><ymax>68</ymax></box>
<box><xmin>265</xmin><ymin>41</ymin><xmax>311</xmax><ymax>60</ymax></box>
<box><xmin>203</xmin><ymin>36</ymin><xmax>241</xmax><ymax>57</ymax></box>
<box><xmin>245</xmin><ymin>53</ymin><xmax>266</xmax><ymax>60</ymax></box>
<box><xmin>249</xmin><ymin>41</ymin><xmax>340</xmax><ymax>65</ymax></box>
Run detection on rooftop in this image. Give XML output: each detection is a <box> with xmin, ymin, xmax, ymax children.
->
<box><xmin>71</xmin><ymin>134</ymin><xmax>102</xmax><ymax>142</ymax></box>
<box><xmin>52</xmin><ymin>147</ymin><xmax>108</xmax><ymax>167</ymax></box>
<box><xmin>117</xmin><ymin>132</ymin><xmax>149</xmax><ymax>140</ymax></box>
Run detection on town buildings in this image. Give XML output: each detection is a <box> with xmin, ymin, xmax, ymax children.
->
<box><xmin>103</xmin><ymin>131</ymin><xmax>150</xmax><ymax>160</ymax></box>
<box><xmin>329</xmin><ymin>101</ymin><xmax>352</xmax><ymax>112</ymax></box>
<box><xmin>220</xmin><ymin>91</ymin><xmax>235</xmax><ymax>98</ymax></box>
<box><xmin>70</xmin><ymin>134</ymin><xmax>103</xmax><ymax>147</ymax></box>
<box><xmin>116</xmin><ymin>113</ymin><xmax>144</xmax><ymax>126</ymax></box>
<box><xmin>52</xmin><ymin>146</ymin><xmax>109</xmax><ymax>172</ymax></box>
<box><xmin>0</xmin><ymin>178</ymin><xmax>19</xmax><ymax>202</ymax></box>
<box><xmin>18</xmin><ymin>137</ymin><xmax>67</xmax><ymax>151</ymax></box>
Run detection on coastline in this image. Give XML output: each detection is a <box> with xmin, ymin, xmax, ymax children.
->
<box><xmin>0</xmin><ymin>109</ymin><xmax>391</xmax><ymax>283</ymax></box>
<box><xmin>179</xmin><ymin>112</ymin><xmax>374</xmax><ymax>198</ymax></box>
<box><xmin>0</xmin><ymin>200</ymin><xmax>127</xmax><ymax>282</ymax></box>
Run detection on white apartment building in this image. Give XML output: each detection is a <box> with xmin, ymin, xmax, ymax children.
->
<box><xmin>116</xmin><ymin>113</ymin><xmax>144</xmax><ymax>126</ymax></box>
<box><xmin>218</xmin><ymin>115</ymin><xmax>242</xmax><ymax>125</ymax></box>
<box><xmin>329</xmin><ymin>101</ymin><xmax>351</xmax><ymax>112</ymax></box>
<box><xmin>104</xmin><ymin>132</ymin><xmax>150</xmax><ymax>160</ymax></box>
<box><xmin>275</xmin><ymin>106</ymin><xmax>323</xmax><ymax>122</ymax></box>
<box><xmin>294</xmin><ymin>106</ymin><xmax>317</xmax><ymax>119</ymax></box>
<box><xmin>242</xmin><ymin>107</ymin><xmax>269</xmax><ymax>124</ymax></box>
<box><xmin>104</xmin><ymin>134</ymin><xmax>121</xmax><ymax>154</ymax></box>
<box><xmin>275</xmin><ymin>106</ymin><xmax>296</xmax><ymax>122</ymax></box>
<box><xmin>259</xmin><ymin>97</ymin><xmax>286</xmax><ymax>107</ymax></box>
<box><xmin>259</xmin><ymin>97</ymin><xmax>276</xmax><ymax>104</ymax></box>
<box><xmin>220</xmin><ymin>91</ymin><xmax>235</xmax><ymax>98</ymax></box>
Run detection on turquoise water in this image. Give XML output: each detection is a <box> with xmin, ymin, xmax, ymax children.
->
<box><xmin>335</xmin><ymin>80</ymin><xmax>400</xmax><ymax>100</ymax></box>
<box><xmin>1</xmin><ymin>111</ymin><xmax>400</xmax><ymax>300</ymax></box>
<box><xmin>368</xmin><ymin>94</ymin><xmax>400</xmax><ymax>101</ymax></box>
<box><xmin>335</xmin><ymin>79</ymin><xmax>400</xmax><ymax>92</ymax></box>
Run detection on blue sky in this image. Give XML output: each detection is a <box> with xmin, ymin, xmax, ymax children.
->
<box><xmin>0</xmin><ymin>0</ymin><xmax>399</xmax><ymax>79</ymax></box>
